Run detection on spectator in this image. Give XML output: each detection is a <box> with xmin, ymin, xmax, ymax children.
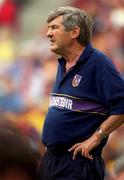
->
<box><xmin>113</xmin><ymin>155</ymin><xmax>124</xmax><ymax>180</ymax></box>
<box><xmin>0</xmin><ymin>115</ymin><xmax>41</xmax><ymax>180</ymax></box>
<box><xmin>0</xmin><ymin>0</ymin><xmax>18</xmax><ymax>28</ymax></box>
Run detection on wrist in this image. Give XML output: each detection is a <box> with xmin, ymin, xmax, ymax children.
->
<box><xmin>96</xmin><ymin>127</ymin><xmax>108</xmax><ymax>140</ymax></box>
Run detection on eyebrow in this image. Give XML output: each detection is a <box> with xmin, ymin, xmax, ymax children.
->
<box><xmin>48</xmin><ymin>24</ymin><xmax>59</xmax><ymax>29</ymax></box>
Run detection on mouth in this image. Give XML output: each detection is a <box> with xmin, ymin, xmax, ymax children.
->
<box><xmin>50</xmin><ymin>39</ymin><xmax>55</xmax><ymax>44</ymax></box>
<box><xmin>50</xmin><ymin>41</ymin><xmax>55</xmax><ymax>47</ymax></box>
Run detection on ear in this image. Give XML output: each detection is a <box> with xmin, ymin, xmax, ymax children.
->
<box><xmin>71</xmin><ymin>26</ymin><xmax>80</xmax><ymax>39</ymax></box>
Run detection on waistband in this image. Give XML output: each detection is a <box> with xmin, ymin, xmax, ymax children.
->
<box><xmin>47</xmin><ymin>144</ymin><xmax>102</xmax><ymax>157</ymax></box>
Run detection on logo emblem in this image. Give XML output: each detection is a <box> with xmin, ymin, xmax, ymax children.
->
<box><xmin>72</xmin><ymin>74</ymin><xmax>82</xmax><ymax>87</ymax></box>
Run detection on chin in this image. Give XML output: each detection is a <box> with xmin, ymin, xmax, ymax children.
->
<box><xmin>51</xmin><ymin>47</ymin><xmax>60</xmax><ymax>54</ymax></box>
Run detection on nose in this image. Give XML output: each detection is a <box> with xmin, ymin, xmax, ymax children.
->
<box><xmin>46</xmin><ymin>28</ymin><xmax>52</xmax><ymax>37</ymax></box>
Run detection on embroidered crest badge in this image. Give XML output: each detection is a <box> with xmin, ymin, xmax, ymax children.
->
<box><xmin>72</xmin><ymin>74</ymin><xmax>82</xmax><ymax>87</ymax></box>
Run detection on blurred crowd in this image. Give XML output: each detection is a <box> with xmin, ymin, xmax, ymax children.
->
<box><xmin>0</xmin><ymin>0</ymin><xmax>124</xmax><ymax>179</ymax></box>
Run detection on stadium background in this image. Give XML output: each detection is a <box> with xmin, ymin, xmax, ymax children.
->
<box><xmin>0</xmin><ymin>0</ymin><xmax>124</xmax><ymax>179</ymax></box>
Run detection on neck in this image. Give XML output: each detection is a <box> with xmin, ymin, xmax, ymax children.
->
<box><xmin>62</xmin><ymin>44</ymin><xmax>85</xmax><ymax>72</ymax></box>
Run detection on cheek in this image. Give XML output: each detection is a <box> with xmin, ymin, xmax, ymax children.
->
<box><xmin>58</xmin><ymin>34</ymin><xmax>70</xmax><ymax>43</ymax></box>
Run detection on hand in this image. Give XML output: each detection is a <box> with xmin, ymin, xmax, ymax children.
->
<box><xmin>68</xmin><ymin>133</ymin><xmax>102</xmax><ymax>160</ymax></box>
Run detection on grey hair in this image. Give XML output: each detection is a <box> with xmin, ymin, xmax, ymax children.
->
<box><xmin>47</xmin><ymin>6</ymin><xmax>94</xmax><ymax>46</ymax></box>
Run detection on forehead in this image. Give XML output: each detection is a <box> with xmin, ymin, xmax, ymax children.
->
<box><xmin>48</xmin><ymin>15</ymin><xmax>63</xmax><ymax>26</ymax></box>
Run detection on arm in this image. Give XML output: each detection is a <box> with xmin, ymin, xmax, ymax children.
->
<box><xmin>68</xmin><ymin>114</ymin><xmax>124</xmax><ymax>160</ymax></box>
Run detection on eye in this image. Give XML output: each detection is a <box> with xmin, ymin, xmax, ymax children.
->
<box><xmin>50</xmin><ymin>25</ymin><xmax>59</xmax><ymax>30</ymax></box>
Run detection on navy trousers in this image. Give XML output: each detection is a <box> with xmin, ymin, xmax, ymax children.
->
<box><xmin>38</xmin><ymin>146</ymin><xmax>105</xmax><ymax>180</ymax></box>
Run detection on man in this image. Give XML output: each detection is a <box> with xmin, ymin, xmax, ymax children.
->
<box><xmin>39</xmin><ymin>6</ymin><xmax>124</xmax><ymax>180</ymax></box>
